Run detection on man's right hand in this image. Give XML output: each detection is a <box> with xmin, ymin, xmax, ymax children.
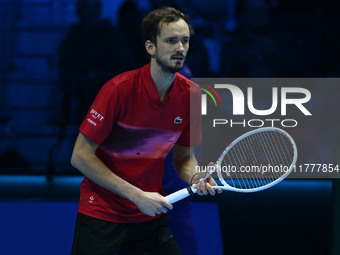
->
<box><xmin>132</xmin><ymin>191</ymin><xmax>173</xmax><ymax>217</ymax></box>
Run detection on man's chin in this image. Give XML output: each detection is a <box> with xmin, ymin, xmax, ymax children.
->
<box><xmin>169</xmin><ymin>63</ymin><xmax>184</xmax><ymax>73</ymax></box>
<box><xmin>156</xmin><ymin>58</ymin><xmax>185</xmax><ymax>74</ymax></box>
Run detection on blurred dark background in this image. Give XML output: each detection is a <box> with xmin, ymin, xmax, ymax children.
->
<box><xmin>0</xmin><ymin>0</ymin><xmax>340</xmax><ymax>254</ymax></box>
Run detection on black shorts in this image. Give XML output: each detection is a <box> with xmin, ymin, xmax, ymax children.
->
<box><xmin>71</xmin><ymin>213</ymin><xmax>182</xmax><ymax>255</ymax></box>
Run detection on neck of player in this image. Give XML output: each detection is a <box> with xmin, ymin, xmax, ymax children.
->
<box><xmin>150</xmin><ymin>61</ymin><xmax>176</xmax><ymax>101</ymax></box>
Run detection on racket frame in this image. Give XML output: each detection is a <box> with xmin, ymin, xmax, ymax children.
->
<box><xmin>214</xmin><ymin>127</ymin><xmax>297</xmax><ymax>193</ymax></box>
<box><xmin>165</xmin><ymin>127</ymin><xmax>297</xmax><ymax>203</ymax></box>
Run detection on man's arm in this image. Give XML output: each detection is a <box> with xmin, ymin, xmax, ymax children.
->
<box><xmin>172</xmin><ymin>144</ymin><xmax>218</xmax><ymax>195</ymax></box>
<box><xmin>71</xmin><ymin>132</ymin><xmax>173</xmax><ymax>216</ymax></box>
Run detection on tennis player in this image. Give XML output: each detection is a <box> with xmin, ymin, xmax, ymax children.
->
<box><xmin>70</xmin><ymin>7</ymin><xmax>218</xmax><ymax>255</ymax></box>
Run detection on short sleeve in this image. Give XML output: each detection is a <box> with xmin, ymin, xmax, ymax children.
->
<box><xmin>79</xmin><ymin>80</ymin><xmax>120</xmax><ymax>145</ymax></box>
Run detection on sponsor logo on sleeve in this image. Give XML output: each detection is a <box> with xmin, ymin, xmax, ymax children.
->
<box><xmin>87</xmin><ymin>109</ymin><xmax>105</xmax><ymax>126</ymax></box>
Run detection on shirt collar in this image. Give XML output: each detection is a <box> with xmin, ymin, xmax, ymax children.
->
<box><xmin>142</xmin><ymin>63</ymin><xmax>176</xmax><ymax>105</ymax></box>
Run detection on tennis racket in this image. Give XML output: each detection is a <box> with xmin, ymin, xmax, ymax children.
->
<box><xmin>165</xmin><ymin>127</ymin><xmax>297</xmax><ymax>204</ymax></box>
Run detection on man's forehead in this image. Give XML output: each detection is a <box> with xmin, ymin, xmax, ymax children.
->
<box><xmin>158</xmin><ymin>19</ymin><xmax>190</xmax><ymax>38</ymax></box>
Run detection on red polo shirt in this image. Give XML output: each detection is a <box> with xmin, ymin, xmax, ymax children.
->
<box><xmin>77</xmin><ymin>63</ymin><xmax>201</xmax><ymax>223</ymax></box>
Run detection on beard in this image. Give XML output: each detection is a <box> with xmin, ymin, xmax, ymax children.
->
<box><xmin>155</xmin><ymin>53</ymin><xmax>185</xmax><ymax>74</ymax></box>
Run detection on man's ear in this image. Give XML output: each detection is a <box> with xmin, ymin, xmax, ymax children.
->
<box><xmin>145</xmin><ymin>40</ymin><xmax>155</xmax><ymax>56</ymax></box>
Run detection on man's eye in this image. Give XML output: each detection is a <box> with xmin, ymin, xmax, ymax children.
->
<box><xmin>167</xmin><ymin>39</ymin><xmax>175</xmax><ymax>44</ymax></box>
<box><xmin>182</xmin><ymin>39</ymin><xmax>189</xmax><ymax>44</ymax></box>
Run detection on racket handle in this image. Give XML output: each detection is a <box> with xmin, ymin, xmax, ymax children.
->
<box><xmin>165</xmin><ymin>187</ymin><xmax>196</xmax><ymax>204</ymax></box>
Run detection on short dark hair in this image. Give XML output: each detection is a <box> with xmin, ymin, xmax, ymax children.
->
<box><xmin>141</xmin><ymin>7</ymin><xmax>193</xmax><ymax>44</ymax></box>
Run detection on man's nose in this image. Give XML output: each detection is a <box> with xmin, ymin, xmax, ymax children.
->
<box><xmin>176</xmin><ymin>41</ymin><xmax>184</xmax><ymax>52</ymax></box>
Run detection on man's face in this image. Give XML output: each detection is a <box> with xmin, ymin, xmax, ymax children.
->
<box><xmin>154</xmin><ymin>19</ymin><xmax>190</xmax><ymax>74</ymax></box>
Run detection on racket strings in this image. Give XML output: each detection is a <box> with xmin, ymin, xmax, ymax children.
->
<box><xmin>235</xmin><ymin>139</ymin><xmax>258</xmax><ymax>189</ymax></box>
<box><xmin>243</xmin><ymin>135</ymin><xmax>268</xmax><ymax>187</ymax></box>
<box><xmin>256</xmin><ymin>132</ymin><xmax>287</xmax><ymax>183</ymax></box>
<box><xmin>239</xmin><ymin>133</ymin><xmax>274</xmax><ymax>188</ymax></box>
<box><xmin>218</xmin><ymin>130</ymin><xmax>295</xmax><ymax>190</ymax></box>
